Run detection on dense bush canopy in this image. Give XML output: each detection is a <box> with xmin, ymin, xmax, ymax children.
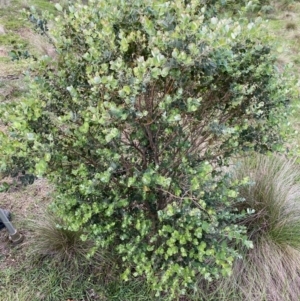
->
<box><xmin>0</xmin><ymin>0</ymin><xmax>295</xmax><ymax>297</ymax></box>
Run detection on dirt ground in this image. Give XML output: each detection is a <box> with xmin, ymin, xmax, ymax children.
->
<box><xmin>0</xmin><ymin>178</ymin><xmax>53</xmax><ymax>270</ymax></box>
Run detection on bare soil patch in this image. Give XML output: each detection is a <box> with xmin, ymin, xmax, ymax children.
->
<box><xmin>0</xmin><ymin>25</ymin><xmax>5</xmax><ymax>35</ymax></box>
<box><xmin>0</xmin><ymin>47</ymin><xmax>8</xmax><ymax>57</ymax></box>
<box><xmin>18</xmin><ymin>27</ymin><xmax>57</xmax><ymax>58</ymax></box>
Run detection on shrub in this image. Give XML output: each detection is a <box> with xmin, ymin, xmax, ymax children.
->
<box><xmin>0</xmin><ymin>0</ymin><xmax>295</xmax><ymax>298</ymax></box>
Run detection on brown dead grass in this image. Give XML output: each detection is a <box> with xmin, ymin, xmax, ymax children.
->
<box><xmin>0</xmin><ymin>178</ymin><xmax>53</xmax><ymax>270</ymax></box>
<box><xmin>0</xmin><ymin>178</ymin><xmax>53</xmax><ymax>215</ymax></box>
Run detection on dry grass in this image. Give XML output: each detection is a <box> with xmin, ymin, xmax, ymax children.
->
<box><xmin>219</xmin><ymin>154</ymin><xmax>300</xmax><ymax>301</ymax></box>
<box><xmin>28</xmin><ymin>206</ymin><xmax>123</xmax><ymax>285</ymax></box>
<box><xmin>29</xmin><ymin>211</ymin><xmax>91</xmax><ymax>263</ymax></box>
<box><xmin>0</xmin><ymin>178</ymin><xmax>53</xmax><ymax>270</ymax></box>
<box><xmin>228</xmin><ymin>241</ymin><xmax>300</xmax><ymax>301</ymax></box>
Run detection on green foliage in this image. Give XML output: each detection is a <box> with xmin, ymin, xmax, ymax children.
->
<box><xmin>0</xmin><ymin>0</ymin><xmax>295</xmax><ymax>298</ymax></box>
<box><xmin>28</xmin><ymin>12</ymin><xmax>49</xmax><ymax>35</ymax></box>
<box><xmin>9</xmin><ymin>45</ymin><xmax>35</xmax><ymax>61</ymax></box>
<box><xmin>0</xmin><ymin>181</ymin><xmax>10</xmax><ymax>192</ymax></box>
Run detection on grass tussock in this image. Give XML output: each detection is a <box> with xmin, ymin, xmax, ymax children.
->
<box><xmin>216</xmin><ymin>154</ymin><xmax>300</xmax><ymax>301</ymax></box>
<box><xmin>29</xmin><ymin>211</ymin><xmax>95</xmax><ymax>265</ymax></box>
<box><xmin>286</xmin><ymin>22</ymin><xmax>297</xmax><ymax>30</ymax></box>
<box><xmin>234</xmin><ymin>154</ymin><xmax>300</xmax><ymax>245</ymax></box>
<box><xmin>28</xmin><ymin>210</ymin><xmax>121</xmax><ymax>283</ymax></box>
